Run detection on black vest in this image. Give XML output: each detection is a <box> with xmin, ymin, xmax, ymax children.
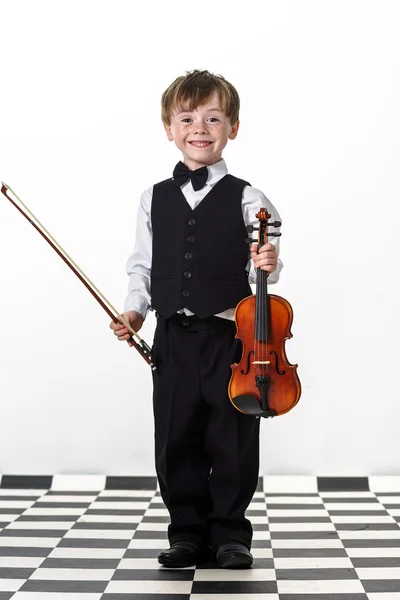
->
<box><xmin>150</xmin><ymin>174</ymin><xmax>253</xmax><ymax>319</ymax></box>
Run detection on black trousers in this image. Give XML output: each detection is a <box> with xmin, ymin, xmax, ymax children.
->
<box><xmin>151</xmin><ymin>311</ymin><xmax>260</xmax><ymax>551</ymax></box>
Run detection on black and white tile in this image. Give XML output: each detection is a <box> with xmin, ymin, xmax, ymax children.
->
<box><xmin>0</xmin><ymin>475</ymin><xmax>399</xmax><ymax>599</ymax></box>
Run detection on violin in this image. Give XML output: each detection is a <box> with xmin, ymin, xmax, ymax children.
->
<box><xmin>228</xmin><ymin>208</ymin><xmax>301</xmax><ymax>418</ymax></box>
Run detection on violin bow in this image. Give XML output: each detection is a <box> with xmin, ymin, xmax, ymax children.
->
<box><xmin>0</xmin><ymin>182</ymin><xmax>154</xmax><ymax>370</ymax></box>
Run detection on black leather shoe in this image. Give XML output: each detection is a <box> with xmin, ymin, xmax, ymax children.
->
<box><xmin>215</xmin><ymin>542</ymin><xmax>253</xmax><ymax>569</ymax></box>
<box><xmin>158</xmin><ymin>542</ymin><xmax>203</xmax><ymax>568</ymax></box>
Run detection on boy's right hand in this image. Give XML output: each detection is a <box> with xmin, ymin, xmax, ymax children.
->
<box><xmin>109</xmin><ymin>310</ymin><xmax>144</xmax><ymax>347</ymax></box>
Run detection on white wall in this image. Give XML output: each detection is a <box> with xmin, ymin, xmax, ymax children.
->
<box><xmin>0</xmin><ymin>0</ymin><xmax>399</xmax><ymax>476</ymax></box>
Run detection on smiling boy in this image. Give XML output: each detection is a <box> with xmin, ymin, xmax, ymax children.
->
<box><xmin>164</xmin><ymin>88</ymin><xmax>238</xmax><ymax>169</ymax></box>
<box><xmin>111</xmin><ymin>69</ymin><xmax>283</xmax><ymax>569</ymax></box>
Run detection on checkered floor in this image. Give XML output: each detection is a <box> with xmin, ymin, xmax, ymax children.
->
<box><xmin>1</xmin><ymin>480</ymin><xmax>400</xmax><ymax>599</ymax></box>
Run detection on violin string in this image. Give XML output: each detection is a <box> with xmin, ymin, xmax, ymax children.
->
<box><xmin>2</xmin><ymin>183</ymin><xmax>143</xmax><ymax>343</ymax></box>
<box><xmin>257</xmin><ymin>267</ymin><xmax>262</xmax><ymax>375</ymax></box>
<box><xmin>259</xmin><ymin>265</ymin><xmax>262</xmax><ymax>377</ymax></box>
<box><xmin>255</xmin><ymin>262</ymin><xmax>258</xmax><ymax>378</ymax></box>
<box><xmin>261</xmin><ymin>234</ymin><xmax>265</xmax><ymax>376</ymax></box>
<box><xmin>265</xmin><ymin>266</ymin><xmax>268</xmax><ymax>377</ymax></box>
<box><xmin>264</xmin><ymin>271</ymin><xmax>269</xmax><ymax>376</ymax></box>
<box><xmin>263</xmin><ymin>266</ymin><xmax>266</xmax><ymax>375</ymax></box>
<box><xmin>260</xmin><ymin>256</ymin><xmax>264</xmax><ymax>375</ymax></box>
<box><xmin>255</xmin><ymin>264</ymin><xmax>258</xmax><ymax>378</ymax></box>
<box><xmin>256</xmin><ymin>235</ymin><xmax>263</xmax><ymax>379</ymax></box>
<box><xmin>258</xmin><ymin>266</ymin><xmax>261</xmax><ymax>378</ymax></box>
<box><xmin>254</xmin><ymin>212</ymin><xmax>274</xmax><ymax>403</ymax></box>
<box><xmin>262</xmin><ymin>239</ymin><xmax>265</xmax><ymax>372</ymax></box>
<box><xmin>262</xmin><ymin>225</ymin><xmax>267</xmax><ymax>377</ymax></box>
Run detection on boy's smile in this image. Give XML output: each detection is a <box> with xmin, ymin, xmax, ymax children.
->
<box><xmin>164</xmin><ymin>91</ymin><xmax>239</xmax><ymax>171</ymax></box>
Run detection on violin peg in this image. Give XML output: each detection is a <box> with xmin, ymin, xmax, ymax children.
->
<box><xmin>269</xmin><ymin>232</ymin><xmax>282</xmax><ymax>237</ymax></box>
<box><xmin>246</xmin><ymin>225</ymin><xmax>259</xmax><ymax>233</ymax></box>
<box><xmin>245</xmin><ymin>237</ymin><xmax>259</xmax><ymax>244</ymax></box>
<box><xmin>266</xmin><ymin>220</ymin><xmax>282</xmax><ymax>227</ymax></box>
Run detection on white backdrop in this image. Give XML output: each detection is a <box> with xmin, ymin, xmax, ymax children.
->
<box><xmin>0</xmin><ymin>0</ymin><xmax>399</xmax><ymax>476</ymax></box>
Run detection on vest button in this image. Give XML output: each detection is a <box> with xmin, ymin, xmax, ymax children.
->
<box><xmin>187</xmin><ymin>235</ymin><xmax>195</xmax><ymax>243</ymax></box>
<box><xmin>182</xmin><ymin>289</ymin><xmax>190</xmax><ymax>297</ymax></box>
<box><xmin>183</xmin><ymin>271</ymin><xmax>192</xmax><ymax>278</ymax></box>
<box><xmin>188</xmin><ymin>218</ymin><xmax>196</xmax><ymax>225</ymax></box>
<box><xmin>182</xmin><ymin>318</ymin><xmax>190</xmax><ymax>326</ymax></box>
<box><xmin>185</xmin><ymin>252</ymin><xmax>193</xmax><ymax>260</ymax></box>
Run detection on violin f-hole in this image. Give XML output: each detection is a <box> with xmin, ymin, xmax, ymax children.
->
<box><xmin>241</xmin><ymin>350</ymin><xmax>255</xmax><ymax>375</ymax></box>
<box><xmin>269</xmin><ymin>350</ymin><xmax>286</xmax><ymax>375</ymax></box>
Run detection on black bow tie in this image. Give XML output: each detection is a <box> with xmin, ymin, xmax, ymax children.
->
<box><xmin>172</xmin><ymin>161</ymin><xmax>208</xmax><ymax>191</ymax></box>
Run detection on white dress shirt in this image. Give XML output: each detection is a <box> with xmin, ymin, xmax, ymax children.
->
<box><xmin>124</xmin><ymin>158</ymin><xmax>283</xmax><ymax>321</ymax></box>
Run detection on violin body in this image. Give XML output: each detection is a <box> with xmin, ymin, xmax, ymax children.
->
<box><xmin>229</xmin><ymin>293</ymin><xmax>301</xmax><ymax>417</ymax></box>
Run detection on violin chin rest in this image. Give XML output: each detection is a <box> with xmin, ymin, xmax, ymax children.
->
<box><xmin>231</xmin><ymin>394</ymin><xmax>277</xmax><ymax>419</ymax></box>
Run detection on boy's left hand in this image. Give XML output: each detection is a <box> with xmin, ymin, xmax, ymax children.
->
<box><xmin>250</xmin><ymin>243</ymin><xmax>278</xmax><ymax>273</ymax></box>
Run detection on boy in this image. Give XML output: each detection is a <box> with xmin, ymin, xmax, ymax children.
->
<box><xmin>110</xmin><ymin>69</ymin><xmax>283</xmax><ymax>569</ymax></box>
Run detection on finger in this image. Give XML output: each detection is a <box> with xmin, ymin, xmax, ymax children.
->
<box><xmin>254</xmin><ymin>262</ymin><xmax>277</xmax><ymax>271</ymax></box>
<box><xmin>118</xmin><ymin>333</ymin><xmax>131</xmax><ymax>341</ymax></box>
<box><xmin>113</xmin><ymin>325</ymin><xmax>126</xmax><ymax>334</ymax></box>
<box><xmin>254</xmin><ymin>263</ymin><xmax>276</xmax><ymax>272</ymax></box>
<box><xmin>258</xmin><ymin>248</ymin><xmax>278</xmax><ymax>256</ymax></box>
<box><xmin>115</xmin><ymin>328</ymin><xmax>128</xmax><ymax>337</ymax></box>
<box><xmin>256</xmin><ymin>250</ymin><xmax>278</xmax><ymax>261</ymax></box>
<box><xmin>254</xmin><ymin>258</ymin><xmax>276</xmax><ymax>267</ymax></box>
<box><xmin>259</xmin><ymin>242</ymin><xmax>276</xmax><ymax>252</ymax></box>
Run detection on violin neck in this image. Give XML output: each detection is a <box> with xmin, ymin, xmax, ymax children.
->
<box><xmin>254</xmin><ymin>268</ymin><xmax>268</xmax><ymax>341</ymax></box>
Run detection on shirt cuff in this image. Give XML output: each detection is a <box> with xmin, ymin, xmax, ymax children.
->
<box><xmin>123</xmin><ymin>294</ymin><xmax>151</xmax><ymax>320</ymax></box>
<box><xmin>248</xmin><ymin>258</ymin><xmax>284</xmax><ymax>285</ymax></box>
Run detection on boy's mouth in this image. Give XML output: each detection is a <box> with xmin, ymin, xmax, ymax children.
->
<box><xmin>189</xmin><ymin>141</ymin><xmax>212</xmax><ymax>148</ymax></box>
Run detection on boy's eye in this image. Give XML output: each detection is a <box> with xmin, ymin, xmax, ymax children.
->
<box><xmin>180</xmin><ymin>117</ymin><xmax>219</xmax><ymax>123</ymax></box>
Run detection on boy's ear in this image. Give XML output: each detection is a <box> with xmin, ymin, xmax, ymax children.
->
<box><xmin>229</xmin><ymin>120</ymin><xmax>240</xmax><ymax>140</ymax></box>
<box><xmin>164</xmin><ymin>123</ymin><xmax>174</xmax><ymax>141</ymax></box>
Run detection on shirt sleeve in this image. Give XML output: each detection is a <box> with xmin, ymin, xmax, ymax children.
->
<box><xmin>123</xmin><ymin>186</ymin><xmax>153</xmax><ymax>319</ymax></box>
<box><xmin>242</xmin><ymin>185</ymin><xmax>284</xmax><ymax>285</ymax></box>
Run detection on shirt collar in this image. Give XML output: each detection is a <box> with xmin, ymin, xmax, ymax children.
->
<box><xmin>206</xmin><ymin>158</ymin><xmax>228</xmax><ymax>186</ymax></box>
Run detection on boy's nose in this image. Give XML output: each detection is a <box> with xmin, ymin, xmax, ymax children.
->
<box><xmin>193</xmin><ymin>122</ymin><xmax>208</xmax><ymax>133</ymax></box>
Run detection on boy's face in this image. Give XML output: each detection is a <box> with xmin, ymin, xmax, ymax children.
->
<box><xmin>164</xmin><ymin>90</ymin><xmax>239</xmax><ymax>171</ymax></box>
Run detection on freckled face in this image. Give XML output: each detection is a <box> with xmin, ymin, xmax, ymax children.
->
<box><xmin>164</xmin><ymin>91</ymin><xmax>239</xmax><ymax>170</ymax></box>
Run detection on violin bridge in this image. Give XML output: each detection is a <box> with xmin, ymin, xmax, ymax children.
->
<box><xmin>252</xmin><ymin>360</ymin><xmax>270</xmax><ymax>364</ymax></box>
